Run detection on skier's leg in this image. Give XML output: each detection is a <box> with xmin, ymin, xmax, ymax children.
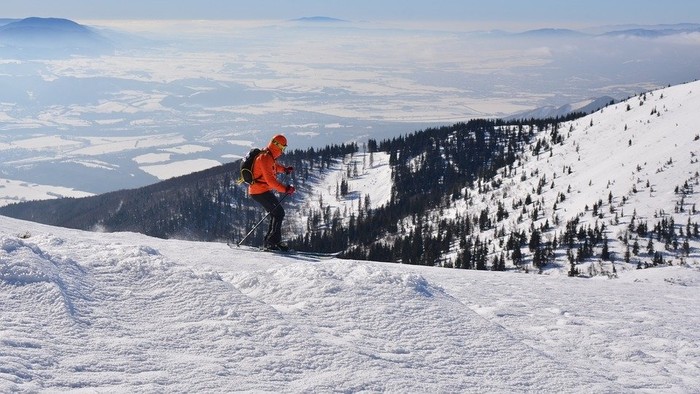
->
<box><xmin>251</xmin><ymin>192</ymin><xmax>285</xmax><ymax>246</ymax></box>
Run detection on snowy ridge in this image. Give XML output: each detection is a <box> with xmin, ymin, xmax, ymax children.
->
<box><xmin>2</xmin><ymin>215</ymin><xmax>699</xmax><ymax>391</ymax></box>
<box><xmin>426</xmin><ymin>80</ymin><xmax>700</xmax><ymax>272</ymax></box>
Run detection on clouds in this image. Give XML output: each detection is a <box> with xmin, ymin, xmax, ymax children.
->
<box><xmin>5</xmin><ymin>18</ymin><xmax>700</xmax><ymax>126</ymax></box>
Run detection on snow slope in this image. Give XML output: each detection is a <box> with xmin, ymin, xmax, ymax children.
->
<box><xmin>296</xmin><ymin>151</ymin><xmax>393</xmax><ymax>230</ymax></box>
<box><xmin>412</xmin><ymin>80</ymin><xmax>700</xmax><ymax>272</ymax></box>
<box><xmin>2</xmin><ymin>215</ymin><xmax>699</xmax><ymax>392</ymax></box>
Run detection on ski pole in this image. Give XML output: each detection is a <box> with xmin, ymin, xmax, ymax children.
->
<box><xmin>237</xmin><ymin>192</ymin><xmax>291</xmax><ymax>247</ymax></box>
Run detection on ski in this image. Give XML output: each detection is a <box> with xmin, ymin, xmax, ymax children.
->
<box><xmin>261</xmin><ymin>249</ymin><xmax>340</xmax><ymax>260</ymax></box>
<box><xmin>267</xmin><ymin>249</ymin><xmax>342</xmax><ymax>259</ymax></box>
<box><xmin>227</xmin><ymin>242</ymin><xmax>341</xmax><ymax>260</ymax></box>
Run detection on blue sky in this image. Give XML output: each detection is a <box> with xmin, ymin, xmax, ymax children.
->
<box><xmin>3</xmin><ymin>0</ymin><xmax>699</xmax><ymax>27</ymax></box>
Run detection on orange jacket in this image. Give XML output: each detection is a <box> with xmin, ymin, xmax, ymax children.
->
<box><xmin>249</xmin><ymin>149</ymin><xmax>287</xmax><ymax>195</ymax></box>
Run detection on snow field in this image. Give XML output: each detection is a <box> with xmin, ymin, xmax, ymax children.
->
<box><xmin>3</xmin><ymin>216</ymin><xmax>699</xmax><ymax>392</ymax></box>
<box><xmin>228</xmin><ymin>262</ymin><xmax>605</xmax><ymax>392</ymax></box>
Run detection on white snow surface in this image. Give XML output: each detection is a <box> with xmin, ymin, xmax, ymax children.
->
<box><xmin>2</xmin><ymin>215</ymin><xmax>699</xmax><ymax>392</ymax></box>
<box><xmin>139</xmin><ymin>158</ymin><xmax>222</xmax><ymax>180</ymax></box>
<box><xmin>297</xmin><ymin>151</ymin><xmax>392</xmax><ymax>230</ymax></box>
<box><xmin>0</xmin><ymin>178</ymin><xmax>93</xmax><ymax>207</ymax></box>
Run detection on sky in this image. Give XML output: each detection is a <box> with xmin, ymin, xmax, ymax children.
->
<box><xmin>3</xmin><ymin>0</ymin><xmax>700</xmax><ymax>27</ymax></box>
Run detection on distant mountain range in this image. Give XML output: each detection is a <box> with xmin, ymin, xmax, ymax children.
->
<box><xmin>0</xmin><ymin>17</ymin><xmax>112</xmax><ymax>56</ymax></box>
<box><xmin>503</xmin><ymin>96</ymin><xmax>616</xmax><ymax>121</ymax></box>
<box><xmin>494</xmin><ymin>23</ymin><xmax>700</xmax><ymax>39</ymax></box>
<box><xmin>603</xmin><ymin>27</ymin><xmax>700</xmax><ymax>38</ymax></box>
<box><xmin>516</xmin><ymin>28</ymin><xmax>588</xmax><ymax>38</ymax></box>
<box><xmin>292</xmin><ymin>16</ymin><xmax>348</xmax><ymax>23</ymax></box>
<box><xmin>1</xmin><ymin>17</ymin><xmax>696</xmax><ymax>59</ymax></box>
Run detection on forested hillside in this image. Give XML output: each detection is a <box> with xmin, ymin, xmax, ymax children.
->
<box><xmin>0</xmin><ymin>144</ymin><xmax>359</xmax><ymax>245</ymax></box>
<box><xmin>297</xmin><ymin>82</ymin><xmax>699</xmax><ymax>276</ymax></box>
<box><xmin>0</xmin><ymin>114</ymin><xmax>584</xmax><ymax>259</ymax></box>
<box><xmin>292</xmin><ymin>116</ymin><xmax>585</xmax><ymax>260</ymax></box>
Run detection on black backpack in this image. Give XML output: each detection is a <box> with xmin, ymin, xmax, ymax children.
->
<box><xmin>238</xmin><ymin>148</ymin><xmax>262</xmax><ymax>184</ymax></box>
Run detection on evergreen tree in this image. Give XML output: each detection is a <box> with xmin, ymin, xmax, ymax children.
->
<box><xmin>567</xmin><ymin>250</ymin><xmax>578</xmax><ymax>277</ymax></box>
<box><xmin>601</xmin><ymin>237</ymin><xmax>610</xmax><ymax>261</ymax></box>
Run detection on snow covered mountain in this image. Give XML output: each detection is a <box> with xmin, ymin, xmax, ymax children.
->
<box><xmin>296</xmin><ymin>81</ymin><xmax>700</xmax><ymax>274</ymax></box>
<box><xmin>440</xmin><ymin>80</ymin><xmax>700</xmax><ymax>274</ymax></box>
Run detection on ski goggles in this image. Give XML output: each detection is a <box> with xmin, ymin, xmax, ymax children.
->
<box><xmin>272</xmin><ymin>140</ymin><xmax>287</xmax><ymax>152</ymax></box>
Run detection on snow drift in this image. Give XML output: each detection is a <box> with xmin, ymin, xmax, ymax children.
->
<box><xmin>2</xmin><ymin>215</ymin><xmax>699</xmax><ymax>392</ymax></box>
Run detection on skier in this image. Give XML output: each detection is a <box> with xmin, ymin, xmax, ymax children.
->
<box><xmin>249</xmin><ymin>134</ymin><xmax>295</xmax><ymax>251</ymax></box>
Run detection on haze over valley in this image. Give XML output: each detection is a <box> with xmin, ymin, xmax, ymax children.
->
<box><xmin>1</xmin><ymin>16</ymin><xmax>699</xmax><ymax>201</ymax></box>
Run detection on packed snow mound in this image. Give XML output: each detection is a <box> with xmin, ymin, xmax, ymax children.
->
<box><xmin>1</xmin><ymin>228</ymin><xmax>628</xmax><ymax>392</ymax></box>
<box><xmin>1</xmin><ymin>237</ymin><xmax>64</xmax><ymax>285</ymax></box>
<box><xmin>230</xmin><ymin>261</ymin><xmax>440</xmax><ymax>302</ymax></box>
<box><xmin>0</xmin><ymin>234</ymin><xmax>244</xmax><ymax>392</ymax></box>
<box><xmin>2</xmin><ymin>214</ymin><xmax>700</xmax><ymax>392</ymax></box>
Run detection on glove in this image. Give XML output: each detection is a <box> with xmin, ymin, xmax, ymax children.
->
<box><xmin>285</xmin><ymin>166</ymin><xmax>294</xmax><ymax>175</ymax></box>
<box><xmin>285</xmin><ymin>185</ymin><xmax>296</xmax><ymax>195</ymax></box>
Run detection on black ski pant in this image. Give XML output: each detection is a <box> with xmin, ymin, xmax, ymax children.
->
<box><xmin>251</xmin><ymin>191</ymin><xmax>285</xmax><ymax>245</ymax></box>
